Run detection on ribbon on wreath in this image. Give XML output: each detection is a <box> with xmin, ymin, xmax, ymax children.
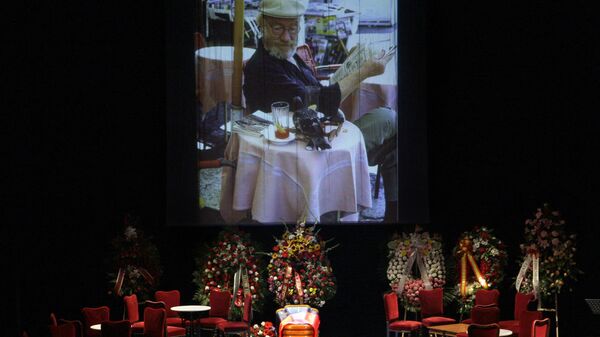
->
<box><xmin>458</xmin><ymin>238</ymin><xmax>488</xmax><ymax>297</ymax></box>
<box><xmin>396</xmin><ymin>235</ymin><xmax>432</xmax><ymax>295</ymax></box>
<box><xmin>113</xmin><ymin>266</ymin><xmax>155</xmax><ymax>296</ymax></box>
<box><xmin>516</xmin><ymin>250</ymin><xmax>540</xmax><ymax>300</ymax></box>
<box><xmin>231</xmin><ymin>264</ymin><xmax>252</xmax><ymax>314</ymax></box>
<box><xmin>280</xmin><ymin>265</ymin><xmax>304</xmax><ymax>304</ymax></box>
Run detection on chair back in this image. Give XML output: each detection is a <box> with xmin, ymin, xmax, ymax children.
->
<box><xmin>242</xmin><ymin>293</ymin><xmax>253</xmax><ymax>323</ymax></box>
<box><xmin>475</xmin><ymin>289</ymin><xmax>500</xmax><ymax>306</ymax></box>
<box><xmin>532</xmin><ymin>318</ymin><xmax>550</xmax><ymax>337</ymax></box>
<box><xmin>155</xmin><ymin>290</ymin><xmax>180</xmax><ymax>317</ymax></box>
<box><xmin>82</xmin><ymin>306</ymin><xmax>110</xmax><ymax>337</ymax></box>
<box><xmin>419</xmin><ymin>288</ymin><xmax>444</xmax><ymax>318</ymax></box>
<box><xmin>209</xmin><ymin>289</ymin><xmax>232</xmax><ymax>319</ymax></box>
<box><xmin>514</xmin><ymin>292</ymin><xmax>535</xmax><ymax>320</ymax></box>
<box><xmin>518</xmin><ymin>310</ymin><xmax>543</xmax><ymax>337</ymax></box>
<box><xmin>143</xmin><ymin>307</ymin><xmax>166</xmax><ymax>337</ymax></box>
<box><xmin>123</xmin><ymin>294</ymin><xmax>140</xmax><ymax>323</ymax></box>
<box><xmin>100</xmin><ymin>320</ymin><xmax>131</xmax><ymax>337</ymax></box>
<box><xmin>145</xmin><ymin>300</ymin><xmax>167</xmax><ymax>310</ymax></box>
<box><xmin>50</xmin><ymin>322</ymin><xmax>78</xmax><ymax>337</ymax></box>
<box><xmin>471</xmin><ymin>305</ymin><xmax>500</xmax><ymax>324</ymax></box>
<box><xmin>383</xmin><ymin>292</ymin><xmax>399</xmax><ymax>322</ymax></box>
<box><xmin>296</xmin><ymin>44</ymin><xmax>318</xmax><ymax>77</ymax></box>
<box><xmin>467</xmin><ymin>323</ymin><xmax>500</xmax><ymax>337</ymax></box>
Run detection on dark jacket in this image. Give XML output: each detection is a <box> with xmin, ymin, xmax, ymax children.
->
<box><xmin>243</xmin><ymin>39</ymin><xmax>341</xmax><ymax>115</ymax></box>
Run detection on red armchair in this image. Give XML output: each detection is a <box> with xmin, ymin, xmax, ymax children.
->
<box><xmin>383</xmin><ymin>292</ymin><xmax>423</xmax><ymax>337</ymax></box>
<box><xmin>467</xmin><ymin>323</ymin><xmax>500</xmax><ymax>337</ymax></box>
<box><xmin>155</xmin><ymin>290</ymin><xmax>184</xmax><ymax>327</ymax></box>
<box><xmin>123</xmin><ymin>294</ymin><xmax>145</xmax><ymax>334</ymax></box>
<box><xmin>144</xmin><ymin>307</ymin><xmax>167</xmax><ymax>337</ymax></box>
<box><xmin>81</xmin><ymin>306</ymin><xmax>110</xmax><ymax>337</ymax></box>
<box><xmin>197</xmin><ymin>289</ymin><xmax>232</xmax><ymax>333</ymax></box>
<box><xmin>216</xmin><ymin>293</ymin><xmax>252</xmax><ymax>337</ymax></box>
<box><xmin>49</xmin><ymin>323</ymin><xmax>78</xmax><ymax>337</ymax></box>
<box><xmin>499</xmin><ymin>292</ymin><xmax>536</xmax><ymax>335</ymax></box>
<box><xmin>471</xmin><ymin>305</ymin><xmax>500</xmax><ymax>324</ymax></box>
<box><xmin>462</xmin><ymin>289</ymin><xmax>501</xmax><ymax>323</ymax></box>
<box><xmin>532</xmin><ymin>318</ymin><xmax>550</xmax><ymax>337</ymax></box>
<box><xmin>517</xmin><ymin>311</ymin><xmax>544</xmax><ymax>337</ymax></box>
<box><xmin>419</xmin><ymin>288</ymin><xmax>456</xmax><ymax>327</ymax></box>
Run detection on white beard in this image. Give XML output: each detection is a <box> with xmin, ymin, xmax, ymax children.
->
<box><xmin>267</xmin><ymin>46</ymin><xmax>296</xmax><ymax>60</ymax></box>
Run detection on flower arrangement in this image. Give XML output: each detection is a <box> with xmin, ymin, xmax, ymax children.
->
<box><xmin>267</xmin><ymin>223</ymin><xmax>337</xmax><ymax>308</ymax></box>
<box><xmin>387</xmin><ymin>231</ymin><xmax>446</xmax><ymax>312</ymax></box>
<box><xmin>452</xmin><ymin>226</ymin><xmax>508</xmax><ymax>314</ymax></box>
<box><xmin>192</xmin><ymin>229</ymin><xmax>266</xmax><ymax>318</ymax></box>
<box><xmin>250</xmin><ymin>321</ymin><xmax>276</xmax><ymax>337</ymax></box>
<box><xmin>516</xmin><ymin>204</ymin><xmax>580</xmax><ymax>301</ymax></box>
<box><xmin>107</xmin><ymin>215</ymin><xmax>162</xmax><ymax>301</ymax></box>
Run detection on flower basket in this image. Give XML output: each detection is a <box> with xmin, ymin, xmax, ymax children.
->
<box><xmin>387</xmin><ymin>231</ymin><xmax>446</xmax><ymax>312</ymax></box>
<box><xmin>192</xmin><ymin>229</ymin><xmax>266</xmax><ymax>319</ymax></box>
<box><xmin>452</xmin><ymin>226</ymin><xmax>507</xmax><ymax>315</ymax></box>
<box><xmin>250</xmin><ymin>321</ymin><xmax>277</xmax><ymax>337</ymax></box>
<box><xmin>266</xmin><ymin>223</ymin><xmax>337</xmax><ymax>308</ymax></box>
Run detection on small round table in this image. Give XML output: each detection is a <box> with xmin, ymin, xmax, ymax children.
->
<box><xmin>171</xmin><ymin>305</ymin><xmax>211</xmax><ymax>337</ymax></box>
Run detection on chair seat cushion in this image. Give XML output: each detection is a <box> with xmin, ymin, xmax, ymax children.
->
<box><xmin>197</xmin><ymin>317</ymin><xmax>228</xmax><ymax>328</ymax></box>
<box><xmin>131</xmin><ymin>321</ymin><xmax>144</xmax><ymax>333</ymax></box>
<box><xmin>461</xmin><ymin>318</ymin><xmax>473</xmax><ymax>324</ymax></box>
<box><xmin>217</xmin><ymin>321</ymin><xmax>249</xmax><ymax>332</ymax></box>
<box><xmin>389</xmin><ymin>320</ymin><xmax>422</xmax><ymax>331</ymax></box>
<box><xmin>499</xmin><ymin>320</ymin><xmax>519</xmax><ymax>333</ymax></box>
<box><xmin>166</xmin><ymin>317</ymin><xmax>187</xmax><ymax>327</ymax></box>
<box><xmin>166</xmin><ymin>326</ymin><xmax>187</xmax><ymax>337</ymax></box>
<box><xmin>422</xmin><ymin>316</ymin><xmax>457</xmax><ymax>326</ymax></box>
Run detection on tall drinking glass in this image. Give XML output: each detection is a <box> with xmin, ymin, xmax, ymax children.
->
<box><xmin>271</xmin><ymin>101</ymin><xmax>290</xmax><ymax>139</ymax></box>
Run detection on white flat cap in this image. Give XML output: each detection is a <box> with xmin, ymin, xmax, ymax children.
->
<box><xmin>259</xmin><ymin>0</ymin><xmax>308</xmax><ymax>18</ymax></box>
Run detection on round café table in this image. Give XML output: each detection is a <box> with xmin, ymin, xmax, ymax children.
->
<box><xmin>171</xmin><ymin>305</ymin><xmax>211</xmax><ymax>337</ymax></box>
<box><xmin>220</xmin><ymin>111</ymin><xmax>372</xmax><ymax>224</ymax></box>
<box><xmin>195</xmin><ymin>46</ymin><xmax>255</xmax><ymax>115</ymax></box>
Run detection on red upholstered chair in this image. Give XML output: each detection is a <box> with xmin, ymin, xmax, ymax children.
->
<box><xmin>499</xmin><ymin>292</ymin><xmax>536</xmax><ymax>335</ymax></box>
<box><xmin>471</xmin><ymin>305</ymin><xmax>500</xmax><ymax>324</ymax></box>
<box><xmin>462</xmin><ymin>289</ymin><xmax>501</xmax><ymax>324</ymax></box>
<box><xmin>123</xmin><ymin>294</ymin><xmax>145</xmax><ymax>334</ymax></box>
<box><xmin>419</xmin><ymin>288</ymin><xmax>456</xmax><ymax>327</ymax></box>
<box><xmin>466</xmin><ymin>323</ymin><xmax>500</xmax><ymax>337</ymax></box>
<box><xmin>532</xmin><ymin>318</ymin><xmax>550</xmax><ymax>337</ymax></box>
<box><xmin>144</xmin><ymin>307</ymin><xmax>167</xmax><ymax>337</ymax></box>
<box><xmin>143</xmin><ymin>301</ymin><xmax>187</xmax><ymax>337</ymax></box>
<box><xmin>155</xmin><ymin>290</ymin><xmax>184</xmax><ymax>327</ymax></box>
<box><xmin>383</xmin><ymin>292</ymin><xmax>423</xmax><ymax>337</ymax></box>
<box><xmin>216</xmin><ymin>293</ymin><xmax>252</xmax><ymax>337</ymax></box>
<box><xmin>82</xmin><ymin>306</ymin><xmax>110</xmax><ymax>337</ymax></box>
<box><xmin>198</xmin><ymin>289</ymin><xmax>232</xmax><ymax>333</ymax></box>
<box><xmin>517</xmin><ymin>311</ymin><xmax>543</xmax><ymax>337</ymax></box>
<box><xmin>50</xmin><ymin>322</ymin><xmax>78</xmax><ymax>337</ymax></box>
<box><xmin>100</xmin><ymin>320</ymin><xmax>131</xmax><ymax>337</ymax></box>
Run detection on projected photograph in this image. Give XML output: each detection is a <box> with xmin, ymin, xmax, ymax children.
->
<box><xmin>194</xmin><ymin>0</ymin><xmax>406</xmax><ymax>225</ymax></box>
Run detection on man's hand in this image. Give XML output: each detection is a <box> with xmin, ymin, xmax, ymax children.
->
<box><xmin>362</xmin><ymin>48</ymin><xmax>395</xmax><ymax>77</ymax></box>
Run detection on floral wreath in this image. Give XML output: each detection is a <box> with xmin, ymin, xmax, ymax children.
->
<box><xmin>387</xmin><ymin>231</ymin><xmax>446</xmax><ymax>312</ymax></box>
<box><xmin>266</xmin><ymin>223</ymin><xmax>337</xmax><ymax>308</ymax></box>
<box><xmin>452</xmin><ymin>226</ymin><xmax>507</xmax><ymax>314</ymax></box>
<box><xmin>250</xmin><ymin>321</ymin><xmax>276</xmax><ymax>337</ymax></box>
<box><xmin>107</xmin><ymin>215</ymin><xmax>162</xmax><ymax>301</ymax></box>
<box><xmin>516</xmin><ymin>204</ymin><xmax>580</xmax><ymax>302</ymax></box>
<box><xmin>192</xmin><ymin>229</ymin><xmax>266</xmax><ymax>318</ymax></box>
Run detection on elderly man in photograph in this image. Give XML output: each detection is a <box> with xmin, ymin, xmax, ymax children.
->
<box><xmin>243</xmin><ymin>0</ymin><xmax>398</xmax><ymax>222</ymax></box>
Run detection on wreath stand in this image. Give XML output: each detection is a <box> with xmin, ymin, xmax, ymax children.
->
<box><xmin>537</xmin><ymin>293</ymin><xmax>559</xmax><ymax>337</ymax></box>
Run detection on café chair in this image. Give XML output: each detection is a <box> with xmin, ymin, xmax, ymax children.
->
<box><xmin>144</xmin><ymin>307</ymin><xmax>167</xmax><ymax>337</ymax></box>
<box><xmin>155</xmin><ymin>290</ymin><xmax>184</xmax><ymax>327</ymax></box>
<box><xmin>498</xmin><ymin>292</ymin><xmax>536</xmax><ymax>335</ymax></box>
<box><xmin>462</xmin><ymin>289</ymin><xmax>501</xmax><ymax>323</ymax></box>
<box><xmin>517</xmin><ymin>310</ymin><xmax>544</xmax><ymax>337</ymax></box>
<box><xmin>123</xmin><ymin>294</ymin><xmax>145</xmax><ymax>334</ymax></box>
<box><xmin>100</xmin><ymin>320</ymin><xmax>131</xmax><ymax>337</ymax></box>
<box><xmin>143</xmin><ymin>300</ymin><xmax>187</xmax><ymax>337</ymax></box>
<box><xmin>532</xmin><ymin>318</ymin><xmax>550</xmax><ymax>337</ymax></box>
<box><xmin>383</xmin><ymin>292</ymin><xmax>423</xmax><ymax>337</ymax></box>
<box><xmin>50</xmin><ymin>322</ymin><xmax>79</xmax><ymax>337</ymax></box>
<box><xmin>419</xmin><ymin>288</ymin><xmax>457</xmax><ymax>328</ymax></box>
<box><xmin>470</xmin><ymin>304</ymin><xmax>500</xmax><ymax>325</ymax></box>
<box><xmin>82</xmin><ymin>306</ymin><xmax>110</xmax><ymax>337</ymax></box>
<box><xmin>216</xmin><ymin>293</ymin><xmax>252</xmax><ymax>337</ymax></box>
<box><xmin>197</xmin><ymin>289</ymin><xmax>232</xmax><ymax>334</ymax></box>
<box><xmin>465</xmin><ymin>323</ymin><xmax>500</xmax><ymax>337</ymax></box>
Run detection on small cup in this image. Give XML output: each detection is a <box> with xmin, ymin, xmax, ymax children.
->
<box><xmin>271</xmin><ymin>101</ymin><xmax>290</xmax><ymax>139</ymax></box>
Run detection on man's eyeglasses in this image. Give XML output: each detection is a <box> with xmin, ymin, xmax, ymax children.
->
<box><xmin>268</xmin><ymin>23</ymin><xmax>299</xmax><ymax>36</ymax></box>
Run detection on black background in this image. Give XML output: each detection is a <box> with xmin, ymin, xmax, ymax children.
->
<box><xmin>10</xmin><ymin>0</ymin><xmax>600</xmax><ymax>336</ymax></box>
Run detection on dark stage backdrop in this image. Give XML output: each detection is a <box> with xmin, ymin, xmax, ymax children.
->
<box><xmin>12</xmin><ymin>0</ymin><xmax>600</xmax><ymax>337</ymax></box>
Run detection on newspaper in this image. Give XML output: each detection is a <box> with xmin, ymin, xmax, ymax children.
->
<box><xmin>329</xmin><ymin>44</ymin><xmax>396</xmax><ymax>84</ymax></box>
<box><xmin>232</xmin><ymin>115</ymin><xmax>269</xmax><ymax>137</ymax></box>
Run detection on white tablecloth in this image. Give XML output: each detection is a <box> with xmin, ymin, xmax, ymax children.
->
<box><xmin>220</xmin><ymin>113</ymin><xmax>372</xmax><ymax>224</ymax></box>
